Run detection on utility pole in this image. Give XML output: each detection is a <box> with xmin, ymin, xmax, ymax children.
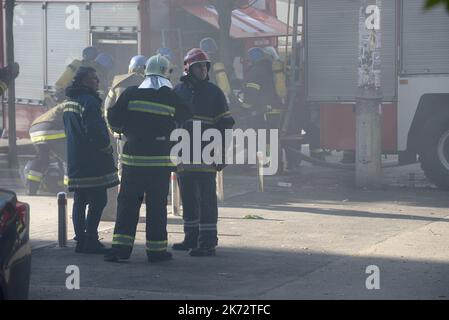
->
<box><xmin>356</xmin><ymin>0</ymin><xmax>383</xmax><ymax>188</ymax></box>
<box><xmin>5</xmin><ymin>0</ymin><xmax>18</xmax><ymax>168</ymax></box>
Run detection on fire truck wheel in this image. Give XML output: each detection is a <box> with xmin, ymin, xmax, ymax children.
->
<box><xmin>419</xmin><ymin>116</ymin><xmax>449</xmax><ymax>190</ymax></box>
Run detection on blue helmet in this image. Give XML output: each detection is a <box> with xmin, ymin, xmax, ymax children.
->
<box><xmin>82</xmin><ymin>46</ymin><xmax>99</xmax><ymax>61</ymax></box>
<box><xmin>156</xmin><ymin>47</ymin><xmax>174</xmax><ymax>62</ymax></box>
<box><xmin>128</xmin><ymin>55</ymin><xmax>147</xmax><ymax>73</ymax></box>
<box><xmin>199</xmin><ymin>37</ymin><xmax>218</xmax><ymax>55</ymax></box>
<box><xmin>247</xmin><ymin>47</ymin><xmax>266</xmax><ymax>63</ymax></box>
<box><xmin>95</xmin><ymin>53</ymin><xmax>114</xmax><ymax>70</ymax></box>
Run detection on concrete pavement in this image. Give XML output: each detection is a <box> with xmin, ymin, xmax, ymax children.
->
<box><xmin>2</xmin><ymin>146</ymin><xmax>449</xmax><ymax>299</ymax></box>
<box><xmin>21</xmin><ymin>164</ymin><xmax>449</xmax><ymax>300</ymax></box>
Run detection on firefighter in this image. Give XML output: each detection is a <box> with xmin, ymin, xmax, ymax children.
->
<box><xmin>0</xmin><ymin>63</ymin><xmax>19</xmax><ymax>96</ymax></box>
<box><xmin>104</xmin><ymin>54</ymin><xmax>191</xmax><ymax>263</ymax></box>
<box><xmin>241</xmin><ymin>47</ymin><xmax>267</xmax><ymax>129</ymax></box>
<box><xmin>104</xmin><ymin>55</ymin><xmax>146</xmax><ymax>176</ymax></box>
<box><xmin>264</xmin><ymin>46</ymin><xmax>287</xmax><ymax>105</ymax></box>
<box><xmin>25</xmin><ymin>103</ymin><xmax>66</xmax><ymax>195</ymax></box>
<box><xmin>199</xmin><ymin>37</ymin><xmax>232</xmax><ymax>105</ymax></box>
<box><xmin>54</xmin><ymin>46</ymin><xmax>99</xmax><ymax>102</ymax></box>
<box><xmin>242</xmin><ymin>47</ymin><xmax>283</xmax><ymax>170</ymax></box>
<box><xmin>243</xmin><ymin>47</ymin><xmax>282</xmax><ymax>130</ymax></box>
<box><xmin>156</xmin><ymin>47</ymin><xmax>179</xmax><ymax>85</ymax></box>
<box><xmin>63</xmin><ymin>66</ymin><xmax>119</xmax><ymax>254</ymax></box>
<box><xmin>156</xmin><ymin>47</ymin><xmax>174</xmax><ymax>62</ymax></box>
<box><xmin>94</xmin><ymin>53</ymin><xmax>115</xmax><ymax>100</ymax></box>
<box><xmin>173</xmin><ymin>48</ymin><xmax>235</xmax><ymax>257</ymax></box>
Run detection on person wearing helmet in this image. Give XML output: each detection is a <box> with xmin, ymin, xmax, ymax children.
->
<box><xmin>94</xmin><ymin>53</ymin><xmax>115</xmax><ymax>100</ymax></box>
<box><xmin>25</xmin><ymin>103</ymin><xmax>67</xmax><ymax>195</ymax></box>
<box><xmin>242</xmin><ymin>47</ymin><xmax>283</xmax><ymax>170</ymax></box>
<box><xmin>53</xmin><ymin>47</ymin><xmax>99</xmax><ymax>102</ymax></box>
<box><xmin>105</xmin><ymin>55</ymin><xmax>146</xmax><ymax>117</ymax></box>
<box><xmin>241</xmin><ymin>47</ymin><xmax>276</xmax><ymax>130</ymax></box>
<box><xmin>156</xmin><ymin>47</ymin><xmax>181</xmax><ymax>85</ymax></box>
<box><xmin>156</xmin><ymin>47</ymin><xmax>174</xmax><ymax>62</ymax></box>
<box><xmin>199</xmin><ymin>37</ymin><xmax>233</xmax><ymax>105</ymax></box>
<box><xmin>101</xmin><ymin>55</ymin><xmax>146</xmax><ymax>220</ymax></box>
<box><xmin>63</xmin><ymin>66</ymin><xmax>119</xmax><ymax>254</ymax></box>
<box><xmin>172</xmin><ymin>48</ymin><xmax>235</xmax><ymax>257</ymax></box>
<box><xmin>104</xmin><ymin>54</ymin><xmax>191</xmax><ymax>263</ymax></box>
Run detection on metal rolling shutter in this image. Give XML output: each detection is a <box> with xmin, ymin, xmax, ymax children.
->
<box><xmin>306</xmin><ymin>0</ymin><xmax>396</xmax><ymax>101</ymax></box>
<box><xmin>13</xmin><ymin>3</ymin><xmax>45</xmax><ymax>101</ymax></box>
<box><xmin>401</xmin><ymin>2</ymin><xmax>449</xmax><ymax>75</ymax></box>
<box><xmin>91</xmin><ymin>2</ymin><xmax>139</xmax><ymax>28</ymax></box>
<box><xmin>46</xmin><ymin>3</ymin><xmax>89</xmax><ymax>88</ymax></box>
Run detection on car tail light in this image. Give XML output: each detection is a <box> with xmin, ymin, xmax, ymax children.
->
<box><xmin>15</xmin><ymin>202</ymin><xmax>27</xmax><ymax>227</ymax></box>
<box><xmin>0</xmin><ymin>202</ymin><xmax>27</xmax><ymax>237</ymax></box>
<box><xmin>0</xmin><ymin>206</ymin><xmax>14</xmax><ymax>236</ymax></box>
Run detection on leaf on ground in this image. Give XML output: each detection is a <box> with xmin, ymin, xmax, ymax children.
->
<box><xmin>243</xmin><ymin>214</ymin><xmax>264</xmax><ymax>220</ymax></box>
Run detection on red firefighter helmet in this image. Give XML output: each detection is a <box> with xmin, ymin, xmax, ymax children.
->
<box><xmin>183</xmin><ymin>48</ymin><xmax>211</xmax><ymax>73</ymax></box>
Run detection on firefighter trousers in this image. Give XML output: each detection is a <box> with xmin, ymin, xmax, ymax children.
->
<box><xmin>72</xmin><ymin>187</ymin><xmax>107</xmax><ymax>241</ymax></box>
<box><xmin>26</xmin><ymin>140</ymin><xmax>66</xmax><ymax>190</ymax></box>
<box><xmin>178</xmin><ymin>172</ymin><xmax>218</xmax><ymax>249</ymax></box>
<box><xmin>111</xmin><ymin>167</ymin><xmax>171</xmax><ymax>259</ymax></box>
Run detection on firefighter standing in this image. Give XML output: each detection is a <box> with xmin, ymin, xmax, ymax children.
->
<box><xmin>173</xmin><ymin>48</ymin><xmax>235</xmax><ymax>257</ymax></box>
<box><xmin>54</xmin><ymin>47</ymin><xmax>99</xmax><ymax>102</ymax></box>
<box><xmin>94</xmin><ymin>53</ymin><xmax>115</xmax><ymax>100</ymax></box>
<box><xmin>243</xmin><ymin>47</ymin><xmax>282</xmax><ymax>131</ymax></box>
<box><xmin>104</xmin><ymin>55</ymin><xmax>146</xmax><ymax>174</ymax></box>
<box><xmin>104</xmin><ymin>54</ymin><xmax>191</xmax><ymax>263</ymax></box>
<box><xmin>156</xmin><ymin>47</ymin><xmax>179</xmax><ymax>86</ymax></box>
<box><xmin>63</xmin><ymin>67</ymin><xmax>119</xmax><ymax>254</ymax></box>
<box><xmin>199</xmin><ymin>37</ymin><xmax>233</xmax><ymax>105</ymax></box>
<box><xmin>25</xmin><ymin>103</ymin><xmax>66</xmax><ymax>195</ymax></box>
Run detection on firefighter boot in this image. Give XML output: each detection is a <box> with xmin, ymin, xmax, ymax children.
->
<box><xmin>172</xmin><ymin>241</ymin><xmax>197</xmax><ymax>251</ymax></box>
<box><xmin>104</xmin><ymin>247</ymin><xmax>132</xmax><ymax>263</ymax></box>
<box><xmin>83</xmin><ymin>236</ymin><xmax>111</xmax><ymax>254</ymax></box>
<box><xmin>74</xmin><ymin>237</ymin><xmax>85</xmax><ymax>253</ymax></box>
<box><xmin>147</xmin><ymin>251</ymin><xmax>173</xmax><ymax>263</ymax></box>
<box><xmin>189</xmin><ymin>247</ymin><xmax>216</xmax><ymax>257</ymax></box>
<box><xmin>172</xmin><ymin>233</ymin><xmax>198</xmax><ymax>251</ymax></box>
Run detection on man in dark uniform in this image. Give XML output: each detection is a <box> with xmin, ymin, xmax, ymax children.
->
<box><xmin>105</xmin><ymin>54</ymin><xmax>191</xmax><ymax>263</ymax></box>
<box><xmin>173</xmin><ymin>48</ymin><xmax>235</xmax><ymax>257</ymax></box>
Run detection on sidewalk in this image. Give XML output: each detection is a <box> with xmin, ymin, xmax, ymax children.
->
<box><xmin>3</xmin><ymin>150</ymin><xmax>449</xmax><ymax>299</ymax></box>
<box><xmin>22</xmin><ymin>164</ymin><xmax>449</xmax><ymax>300</ymax></box>
<box><xmin>28</xmin><ymin>181</ymin><xmax>449</xmax><ymax>300</ymax></box>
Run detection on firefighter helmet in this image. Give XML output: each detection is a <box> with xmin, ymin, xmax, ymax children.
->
<box><xmin>82</xmin><ymin>46</ymin><xmax>99</xmax><ymax>61</ymax></box>
<box><xmin>95</xmin><ymin>53</ymin><xmax>114</xmax><ymax>70</ymax></box>
<box><xmin>199</xmin><ymin>37</ymin><xmax>218</xmax><ymax>55</ymax></box>
<box><xmin>263</xmin><ymin>46</ymin><xmax>280</xmax><ymax>61</ymax></box>
<box><xmin>183</xmin><ymin>48</ymin><xmax>210</xmax><ymax>73</ymax></box>
<box><xmin>128</xmin><ymin>55</ymin><xmax>147</xmax><ymax>74</ymax></box>
<box><xmin>247</xmin><ymin>47</ymin><xmax>266</xmax><ymax>63</ymax></box>
<box><xmin>145</xmin><ymin>54</ymin><xmax>171</xmax><ymax>78</ymax></box>
<box><xmin>156</xmin><ymin>47</ymin><xmax>174</xmax><ymax>62</ymax></box>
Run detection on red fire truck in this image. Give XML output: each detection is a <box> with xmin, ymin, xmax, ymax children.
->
<box><xmin>300</xmin><ymin>0</ymin><xmax>449</xmax><ymax>189</ymax></box>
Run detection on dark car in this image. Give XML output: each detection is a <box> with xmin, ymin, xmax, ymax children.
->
<box><xmin>0</xmin><ymin>189</ymin><xmax>31</xmax><ymax>299</ymax></box>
